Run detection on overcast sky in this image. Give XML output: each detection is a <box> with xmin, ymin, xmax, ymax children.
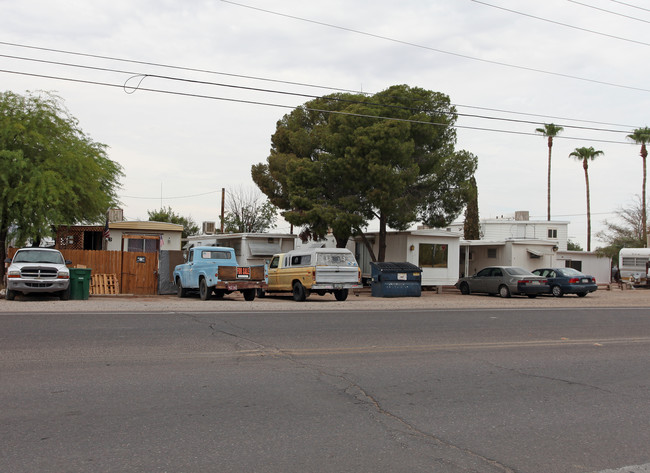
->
<box><xmin>3</xmin><ymin>0</ymin><xmax>649</xmax><ymax>248</ymax></box>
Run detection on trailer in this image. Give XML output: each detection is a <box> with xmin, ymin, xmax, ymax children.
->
<box><xmin>618</xmin><ymin>248</ymin><xmax>650</xmax><ymax>286</ymax></box>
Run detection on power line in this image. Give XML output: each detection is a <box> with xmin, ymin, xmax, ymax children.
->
<box><xmin>219</xmin><ymin>0</ymin><xmax>650</xmax><ymax>93</ymax></box>
<box><xmin>122</xmin><ymin>190</ymin><xmax>221</xmax><ymax>200</ymax></box>
<box><xmin>0</xmin><ymin>40</ymin><xmax>361</xmax><ymax>95</ymax></box>
<box><xmin>608</xmin><ymin>0</ymin><xmax>650</xmax><ymax>14</ymax></box>
<box><xmin>0</xmin><ymin>52</ymin><xmax>635</xmax><ymax>134</ymax></box>
<box><xmin>568</xmin><ymin>0</ymin><xmax>650</xmax><ymax>24</ymax></box>
<box><xmin>0</xmin><ymin>41</ymin><xmax>643</xmax><ymax>130</ymax></box>
<box><xmin>0</xmin><ymin>68</ymin><xmax>634</xmax><ymax>145</ymax></box>
<box><xmin>471</xmin><ymin>0</ymin><xmax>650</xmax><ymax>46</ymax></box>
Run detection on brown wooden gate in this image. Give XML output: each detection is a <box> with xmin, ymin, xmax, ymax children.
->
<box><xmin>120</xmin><ymin>235</ymin><xmax>160</xmax><ymax>295</ymax></box>
<box><xmin>120</xmin><ymin>251</ymin><xmax>159</xmax><ymax>295</ymax></box>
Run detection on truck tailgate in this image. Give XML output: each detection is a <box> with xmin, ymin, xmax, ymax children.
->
<box><xmin>218</xmin><ymin>265</ymin><xmax>265</xmax><ymax>281</ymax></box>
<box><xmin>315</xmin><ymin>266</ymin><xmax>359</xmax><ymax>284</ymax></box>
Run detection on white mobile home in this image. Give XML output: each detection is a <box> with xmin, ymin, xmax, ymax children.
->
<box><xmin>354</xmin><ymin>229</ymin><xmax>461</xmax><ymax>287</ymax></box>
<box><xmin>185</xmin><ymin>232</ymin><xmax>296</xmax><ymax>266</ymax></box>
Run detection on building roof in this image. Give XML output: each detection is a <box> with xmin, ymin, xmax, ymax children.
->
<box><xmin>109</xmin><ymin>221</ymin><xmax>184</xmax><ymax>232</ymax></box>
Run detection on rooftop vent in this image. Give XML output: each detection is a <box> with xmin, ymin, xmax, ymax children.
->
<box><xmin>515</xmin><ymin>211</ymin><xmax>530</xmax><ymax>221</ymax></box>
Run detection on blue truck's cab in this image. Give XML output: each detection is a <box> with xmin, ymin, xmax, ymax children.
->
<box><xmin>173</xmin><ymin>246</ymin><xmax>266</xmax><ymax>301</ymax></box>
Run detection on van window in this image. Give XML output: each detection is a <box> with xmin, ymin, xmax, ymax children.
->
<box><xmin>316</xmin><ymin>252</ymin><xmax>357</xmax><ymax>266</ymax></box>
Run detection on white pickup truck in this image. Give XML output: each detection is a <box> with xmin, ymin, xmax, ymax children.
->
<box><xmin>4</xmin><ymin>248</ymin><xmax>72</xmax><ymax>300</ymax></box>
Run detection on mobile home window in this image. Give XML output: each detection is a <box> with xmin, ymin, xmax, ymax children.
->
<box><xmin>487</xmin><ymin>248</ymin><xmax>497</xmax><ymax>258</ymax></box>
<box><xmin>127</xmin><ymin>238</ymin><xmax>159</xmax><ymax>253</ymax></box>
<box><xmin>418</xmin><ymin>243</ymin><xmax>448</xmax><ymax>268</ymax></box>
<box><xmin>548</xmin><ymin>228</ymin><xmax>558</xmax><ymax>238</ymax></box>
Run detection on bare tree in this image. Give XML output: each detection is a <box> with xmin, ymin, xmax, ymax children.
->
<box><xmin>595</xmin><ymin>195</ymin><xmax>647</xmax><ymax>258</ymax></box>
<box><xmin>221</xmin><ymin>186</ymin><xmax>278</xmax><ymax>233</ymax></box>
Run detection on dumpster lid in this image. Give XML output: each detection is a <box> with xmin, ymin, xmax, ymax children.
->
<box><xmin>370</xmin><ymin>262</ymin><xmax>421</xmax><ymax>272</ymax></box>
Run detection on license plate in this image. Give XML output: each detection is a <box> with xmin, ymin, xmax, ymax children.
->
<box><xmin>227</xmin><ymin>283</ymin><xmax>237</xmax><ymax>291</ymax></box>
<box><xmin>581</xmin><ymin>278</ymin><xmax>589</xmax><ymax>283</ymax></box>
<box><xmin>530</xmin><ymin>281</ymin><xmax>540</xmax><ymax>285</ymax></box>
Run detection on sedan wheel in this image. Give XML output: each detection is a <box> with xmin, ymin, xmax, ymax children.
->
<box><xmin>459</xmin><ymin>282</ymin><xmax>470</xmax><ymax>295</ymax></box>
<box><xmin>499</xmin><ymin>285</ymin><xmax>511</xmax><ymax>298</ymax></box>
<box><xmin>551</xmin><ymin>285</ymin><xmax>564</xmax><ymax>297</ymax></box>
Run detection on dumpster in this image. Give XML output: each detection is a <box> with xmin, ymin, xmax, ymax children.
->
<box><xmin>370</xmin><ymin>262</ymin><xmax>422</xmax><ymax>298</ymax></box>
<box><xmin>69</xmin><ymin>268</ymin><xmax>92</xmax><ymax>300</ymax></box>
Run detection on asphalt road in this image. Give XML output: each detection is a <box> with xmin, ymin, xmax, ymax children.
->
<box><xmin>1</xmin><ymin>307</ymin><xmax>650</xmax><ymax>473</ymax></box>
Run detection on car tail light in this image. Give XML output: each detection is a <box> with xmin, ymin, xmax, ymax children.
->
<box><xmin>569</xmin><ymin>278</ymin><xmax>580</xmax><ymax>284</ymax></box>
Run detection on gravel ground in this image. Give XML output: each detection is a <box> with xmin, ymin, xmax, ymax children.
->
<box><xmin>1</xmin><ymin>286</ymin><xmax>648</xmax><ymax>312</ymax></box>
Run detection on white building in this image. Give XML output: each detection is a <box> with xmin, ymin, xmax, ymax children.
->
<box><xmin>449</xmin><ymin>211</ymin><xmax>611</xmax><ymax>283</ymax></box>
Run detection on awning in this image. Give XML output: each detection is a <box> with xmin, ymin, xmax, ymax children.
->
<box><xmin>527</xmin><ymin>248</ymin><xmax>543</xmax><ymax>258</ymax></box>
<box><xmin>248</xmin><ymin>241</ymin><xmax>282</xmax><ymax>256</ymax></box>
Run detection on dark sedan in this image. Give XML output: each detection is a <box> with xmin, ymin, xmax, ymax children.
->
<box><xmin>532</xmin><ymin>267</ymin><xmax>598</xmax><ymax>297</ymax></box>
<box><xmin>456</xmin><ymin>266</ymin><xmax>549</xmax><ymax>298</ymax></box>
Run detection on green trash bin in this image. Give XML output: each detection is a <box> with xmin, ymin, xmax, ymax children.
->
<box><xmin>69</xmin><ymin>268</ymin><xmax>92</xmax><ymax>300</ymax></box>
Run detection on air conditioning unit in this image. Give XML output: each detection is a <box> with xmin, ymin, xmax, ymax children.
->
<box><xmin>202</xmin><ymin>221</ymin><xmax>216</xmax><ymax>234</ymax></box>
<box><xmin>108</xmin><ymin>208</ymin><xmax>124</xmax><ymax>222</ymax></box>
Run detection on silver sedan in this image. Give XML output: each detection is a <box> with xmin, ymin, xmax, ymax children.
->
<box><xmin>456</xmin><ymin>266</ymin><xmax>549</xmax><ymax>298</ymax></box>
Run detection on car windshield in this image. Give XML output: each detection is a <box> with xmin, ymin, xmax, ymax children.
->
<box><xmin>13</xmin><ymin>250</ymin><xmax>64</xmax><ymax>264</ymax></box>
<box><xmin>504</xmin><ymin>267</ymin><xmax>534</xmax><ymax>276</ymax></box>
<box><xmin>559</xmin><ymin>268</ymin><xmax>583</xmax><ymax>276</ymax></box>
<box><xmin>316</xmin><ymin>252</ymin><xmax>357</xmax><ymax>266</ymax></box>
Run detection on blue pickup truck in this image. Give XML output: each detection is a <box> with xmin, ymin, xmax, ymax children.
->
<box><xmin>173</xmin><ymin>246</ymin><xmax>266</xmax><ymax>301</ymax></box>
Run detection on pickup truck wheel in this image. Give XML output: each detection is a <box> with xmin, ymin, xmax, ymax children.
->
<box><xmin>243</xmin><ymin>289</ymin><xmax>256</xmax><ymax>301</ymax></box>
<box><xmin>334</xmin><ymin>289</ymin><xmax>348</xmax><ymax>301</ymax></box>
<box><xmin>176</xmin><ymin>279</ymin><xmax>188</xmax><ymax>298</ymax></box>
<box><xmin>256</xmin><ymin>289</ymin><xmax>266</xmax><ymax>298</ymax></box>
<box><xmin>199</xmin><ymin>278</ymin><xmax>212</xmax><ymax>301</ymax></box>
<box><xmin>292</xmin><ymin>281</ymin><xmax>307</xmax><ymax>302</ymax></box>
<box><xmin>60</xmin><ymin>286</ymin><xmax>70</xmax><ymax>301</ymax></box>
<box><xmin>5</xmin><ymin>289</ymin><xmax>16</xmax><ymax>301</ymax></box>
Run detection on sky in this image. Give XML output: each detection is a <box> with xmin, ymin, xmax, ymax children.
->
<box><xmin>2</xmin><ymin>0</ymin><xmax>649</xmax><ymax>249</ymax></box>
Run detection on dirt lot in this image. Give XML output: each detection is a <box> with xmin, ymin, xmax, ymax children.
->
<box><xmin>1</xmin><ymin>286</ymin><xmax>648</xmax><ymax>312</ymax></box>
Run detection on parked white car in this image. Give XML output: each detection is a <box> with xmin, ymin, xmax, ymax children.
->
<box><xmin>4</xmin><ymin>248</ymin><xmax>71</xmax><ymax>300</ymax></box>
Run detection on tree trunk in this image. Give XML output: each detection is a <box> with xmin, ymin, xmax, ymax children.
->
<box><xmin>377</xmin><ymin>214</ymin><xmax>387</xmax><ymax>262</ymax></box>
<box><xmin>547</xmin><ymin>136</ymin><xmax>553</xmax><ymax>221</ymax></box>
<box><xmin>584</xmin><ymin>159</ymin><xmax>591</xmax><ymax>252</ymax></box>
<box><xmin>642</xmin><ymin>144</ymin><xmax>647</xmax><ymax>247</ymax></box>
<box><xmin>357</xmin><ymin>231</ymin><xmax>377</xmax><ymax>262</ymax></box>
<box><xmin>0</xmin><ymin>228</ymin><xmax>8</xmax><ymax>281</ymax></box>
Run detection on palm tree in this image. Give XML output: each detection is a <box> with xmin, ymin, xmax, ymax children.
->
<box><xmin>535</xmin><ymin>123</ymin><xmax>564</xmax><ymax>221</ymax></box>
<box><xmin>569</xmin><ymin>146</ymin><xmax>604</xmax><ymax>252</ymax></box>
<box><xmin>627</xmin><ymin>127</ymin><xmax>650</xmax><ymax>247</ymax></box>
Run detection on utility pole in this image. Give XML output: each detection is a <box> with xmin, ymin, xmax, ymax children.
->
<box><xmin>220</xmin><ymin>187</ymin><xmax>225</xmax><ymax>233</ymax></box>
